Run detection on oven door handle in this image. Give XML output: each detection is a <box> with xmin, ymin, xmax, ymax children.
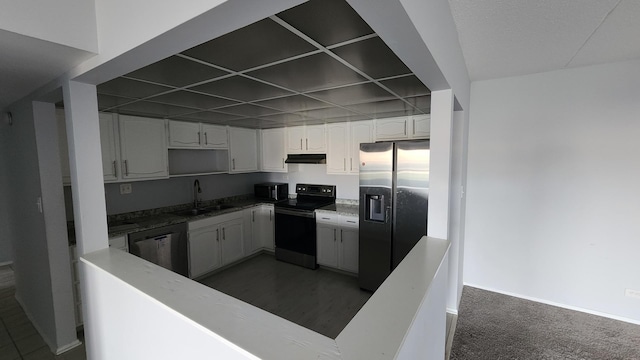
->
<box><xmin>275</xmin><ymin>207</ymin><xmax>316</xmax><ymax>218</ymax></box>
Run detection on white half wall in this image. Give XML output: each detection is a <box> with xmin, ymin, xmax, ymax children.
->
<box><xmin>464</xmin><ymin>59</ymin><xmax>640</xmax><ymax>322</ymax></box>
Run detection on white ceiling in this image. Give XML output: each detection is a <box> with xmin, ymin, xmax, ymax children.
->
<box><xmin>448</xmin><ymin>0</ymin><xmax>640</xmax><ymax>81</ymax></box>
<box><xmin>0</xmin><ymin>30</ymin><xmax>95</xmax><ymax>111</ymax></box>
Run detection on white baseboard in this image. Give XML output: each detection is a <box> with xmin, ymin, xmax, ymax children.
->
<box><xmin>14</xmin><ymin>294</ymin><xmax>83</xmax><ymax>354</ymax></box>
<box><xmin>56</xmin><ymin>339</ymin><xmax>82</xmax><ymax>355</ymax></box>
<box><xmin>464</xmin><ymin>282</ymin><xmax>640</xmax><ymax>326</ymax></box>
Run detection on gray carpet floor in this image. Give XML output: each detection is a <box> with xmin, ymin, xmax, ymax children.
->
<box><xmin>450</xmin><ymin>286</ymin><xmax>640</xmax><ymax>360</ymax></box>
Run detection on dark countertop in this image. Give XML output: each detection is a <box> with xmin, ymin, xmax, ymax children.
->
<box><xmin>67</xmin><ymin>196</ymin><xmax>276</xmax><ymax>245</ymax></box>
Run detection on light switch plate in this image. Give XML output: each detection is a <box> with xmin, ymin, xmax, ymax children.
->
<box><xmin>120</xmin><ymin>184</ymin><xmax>132</xmax><ymax>194</ymax></box>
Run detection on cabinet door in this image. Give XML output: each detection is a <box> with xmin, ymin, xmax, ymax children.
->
<box><xmin>375</xmin><ymin>117</ymin><xmax>409</xmax><ymax>141</ymax></box>
<box><xmin>220</xmin><ymin>218</ymin><xmax>244</xmax><ymax>265</ymax></box>
<box><xmin>261</xmin><ymin>128</ymin><xmax>287</xmax><ymax>172</ymax></box>
<box><xmin>410</xmin><ymin>115</ymin><xmax>431</xmax><ymax>139</ymax></box>
<box><xmin>100</xmin><ymin>113</ymin><xmax>120</xmax><ymax>182</ymax></box>
<box><xmin>202</xmin><ymin>124</ymin><xmax>228</xmax><ymax>149</ymax></box>
<box><xmin>286</xmin><ymin>126</ymin><xmax>305</xmax><ymax>153</ymax></box>
<box><xmin>119</xmin><ymin>115</ymin><xmax>168</xmax><ymax>179</ymax></box>
<box><xmin>168</xmin><ymin>120</ymin><xmax>201</xmax><ymax>148</ymax></box>
<box><xmin>317</xmin><ymin>224</ymin><xmax>338</xmax><ymax>268</ymax></box>
<box><xmin>339</xmin><ymin>227</ymin><xmax>359</xmax><ymax>273</ymax></box>
<box><xmin>260</xmin><ymin>205</ymin><xmax>275</xmax><ymax>251</ymax></box>
<box><xmin>305</xmin><ymin>125</ymin><xmax>326</xmax><ymax>153</ymax></box>
<box><xmin>326</xmin><ymin>124</ymin><xmax>348</xmax><ymax>174</ymax></box>
<box><xmin>229</xmin><ymin>127</ymin><xmax>258</xmax><ymax>173</ymax></box>
<box><xmin>188</xmin><ymin>226</ymin><xmax>221</xmax><ymax>278</ymax></box>
<box><xmin>245</xmin><ymin>207</ymin><xmax>260</xmax><ymax>254</ymax></box>
<box><xmin>349</xmin><ymin>121</ymin><xmax>373</xmax><ymax>174</ymax></box>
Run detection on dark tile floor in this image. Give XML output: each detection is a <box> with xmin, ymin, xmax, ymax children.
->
<box><xmin>199</xmin><ymin>253</ymin><xmax>373</xmax><ymax>339</ymax></box>
<box><xmin>0</xmin><ymin>265</ymin><xmax>86</xmax><ymax>360</ymax></box>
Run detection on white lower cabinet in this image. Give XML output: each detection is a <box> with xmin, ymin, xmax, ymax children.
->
<box><xmin>316</xmin><ymin>213</ymin><xmax>359</xmax><ymax>273</ymax></box>
<box><xmin>220</xmin><ymin>218</ymin><xmax>244</xmax><ymax>266</ymax></box>
<box><xmin>69</xmin><ymin>245</ymin><xmax>82</xmax><ymax>327</ymax></box>
<box><xmin>187</xmin><ymin>211</ymin><xmax>244</xmax><ymax>278</ymax></box>
<box><xmin>188</xmin><ymin>226</ymin><xmax>222</xmax><ymax>278</ymax></box>
<box><xmin>246</xmin><ymin>204</ymin><xmax>275</xmax><ymax>254</ymax></box>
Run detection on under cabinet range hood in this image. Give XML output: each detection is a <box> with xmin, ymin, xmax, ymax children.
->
<box><xmin>285</xmin><ymin>154</ymin><xmax>327</xmax><ymax>164</ymax></box>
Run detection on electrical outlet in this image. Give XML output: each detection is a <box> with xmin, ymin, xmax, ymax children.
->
<box><xmin>625</xmin><ymin>288</ymin><xmax>640</xmax><ymax>300</ymax></box>
<box><xmin>120</xmin><ymin>184</ymin><xmax>132</xmax><ymax>195</ymax></box>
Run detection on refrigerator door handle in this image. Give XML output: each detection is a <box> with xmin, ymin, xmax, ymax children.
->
<box><xmin>385</xmin><ymin>206</ymin><xmax>391</xmax><ymax>224</ymax></box>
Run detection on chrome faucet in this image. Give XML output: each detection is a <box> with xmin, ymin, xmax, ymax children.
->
<box><xmin>193</xmin><ymin>179</ymin><xmax>202</xmax><ymax>209</ymax></box>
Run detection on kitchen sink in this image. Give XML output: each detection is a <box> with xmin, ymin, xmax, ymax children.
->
<box><xmin>172</xmin><ymin>204</ymin><xmax>235</xmax><ymax>217</ymax></box>
<box><xmin>173</xmin><ymin>208</ymin><xmax>214</xmax><ymax>217</ymax></box>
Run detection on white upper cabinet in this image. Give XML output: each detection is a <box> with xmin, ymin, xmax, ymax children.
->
<box><xmin>326</xmin><ymin>120</ymin><xmax>372</xmax><ymax>175</ymax></box>
<box><xmin>119</xmin><ymin>115</ymin><xmax>169</xmax><ymax>180</ymax></box>
<box><xmin>168</xmin><ymin>120</ymin><xmax>201</xmax><ymax>148</ymax></box>
<box><xmin>168</xmin><ymin>121</ymin><xmax>228</xmax><ymax>149</ymax></box>
<box><xmin>349</xmin><ymin>121</ymin><xmax>373</xmax><ymax>174</ymax></box>
<box><xmin>286</xmin><ymin>125</ymin><xmax>326</xmax><ymax>154</ymax></box>
<box><xmin>326</xmin><ymin>123</ymin><xmax>349</xmax><ymax>174</ymax></box>
<box><xmin>201</xmin><ymin>124</ymin><xmax>228</xmax><ymax>149</ymax></box>
<box><xmin>228</xmin><ymin>127</ymin><xmax>258</xmax><ymax>173</ymax></box>
<box><xmin>375</xmin><ymin>115</ymin><xmax>430</xmax><ymax>141</ymax></box>
<box><xmin>57</xmin><ymin>110</ymin><xmax>122</xmax><ymax>183</ymax></box>
<box><xmin>260</xmin><ymin>128</ymin><xmax>287</xmax><ymax>172</ymax></box>
<box><xmin>100</xmin><ymin>113</ymin><xmax>121</xmax><ymax>182</ymax></box>
<box><xmin>410</xmin><ymin>115</ymin><xmax>431</xmax><ymax>139</ymax></box>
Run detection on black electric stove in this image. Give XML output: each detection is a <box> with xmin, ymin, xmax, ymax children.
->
<box><xmin>274</xmin><ymin>184</ymin><xmax>336</xmax><ymax>269</ymax></box>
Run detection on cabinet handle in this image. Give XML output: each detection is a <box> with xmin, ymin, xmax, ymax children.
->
<box><xmin>343</xmin><ymin>158</ymin><xmax>346</xmax><ymax>171</ymax></box>
<box><xmin>341</xmin><ymin>229</ymin><xmax>343</xmax><ymax>243</ymax></box>
<box><xmin>124</xmin><ymin>160</ymin><xmax>129</xmax><ymax>176</ymax></box>
<box><xmin>112</xmin><ymin>161</ymin><xmax>117</xmax><ymax>177</ymax></box>
<box><xmin>350</xmin><ymin>158</ymin><xmax>353</xmax><ymax>171</ymax></box>
<box><xmin>252</xmin><ymin>211</ymin><xmax>255</xmax><ymax>222</ymax></box>
<box><xmin>222</xmin><ymin>228</ymin><xmax>225</xmax><ymax>240</ymax></box>
<box><xmin>205</xmin><ymin>132</ymin><xmax>208</xmax><ymax>145</ymax></box>
<box><xmin>282</xmin><ymin>158</ymin><xmax>285</xmax><ymax>169</ymax></box>
<box><xmin>321</xmin><ymin>217</ymin><xmax>330</xmax><ymax>220</ymax></box>
<box><xmin>306</xmin><ymin>138</ymin><xmax>308</xmax><ymax>150</ymax></box>
<box><xmin>404</xmin><ymin>121</ymin><xmax>407</xmax><ymax>135</ymax></box>
<box><xmin>232</xmin><ymin>159</ymin><xmax>235</xmax><ymax>170</ymax></box>
<box><xmin>216</xmin><ymin>229</ymin><xmax>219</xmax><ymax>242</ymax></box>
<box><xmin>333</xmin><ymin>228</ymin><xmax>336</xmax><ymax>242</ymax></box>
<box><xmin>300</xmin><ymin>139</ymin><xmax>302</xmax><ymax>149</ymax></box>
<box><xmin>198</xmin><ymin>131</ymin><xmax>201</xmax><ymax>145</ymax></box>
<box><xmin>269</xmin><ymin>210</ymin><xmax>272</xmax><ymax>221</ymax></box>
<box><xmin>412</xmin><ymin>119</ymin><xmax>416</xmax><ymax>136</ymax></box>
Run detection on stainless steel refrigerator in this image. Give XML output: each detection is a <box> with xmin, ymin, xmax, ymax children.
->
<box><xmin>359</xmin><ymin>140</ymin><xmax>430</xmax><ymax>291</ymax></box>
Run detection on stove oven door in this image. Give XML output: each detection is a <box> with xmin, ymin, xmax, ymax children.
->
<box><xmin>274</xmin><ymin>207</ymin><xmax>318</xmax><ymax>269</ymax></box>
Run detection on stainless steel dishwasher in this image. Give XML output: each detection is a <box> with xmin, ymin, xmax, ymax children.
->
<box><xmin>128</xmin><ymin>223</ymin><xmax>188</xmax><ymax>277</ymax></box>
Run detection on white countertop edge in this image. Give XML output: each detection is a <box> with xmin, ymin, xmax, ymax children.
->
<box><xmin>81</xmin><ymin>250</ymin><xmax>341</xmax><ymax>359</ymax></box>
<box><xmin>81</xmin><ymin>235</ymin><xmax>450</xmax><ymax>359</ymax></box>
<box><xmin>336</xmin><ymin>236</ymin><xmax>451</xmax><ymax>359</ymax></box>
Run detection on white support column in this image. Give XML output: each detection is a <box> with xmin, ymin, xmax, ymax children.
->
<box><xmin>428</xmin><ymin>89</ymin><xmax>454</xmax><ymax>239</ymax></box>
<box><xmin>62</xmin><ymin>81</ymin><xmax>108</xmax><ymax>256</ymax></box>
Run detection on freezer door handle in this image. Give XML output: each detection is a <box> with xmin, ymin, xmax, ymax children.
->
<box><xmin>385</xmin><ymin>206</ymin><xmax>391</xmax><ymax>224</ymax></box>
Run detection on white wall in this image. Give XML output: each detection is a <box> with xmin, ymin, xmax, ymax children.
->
<box><xmin>0</xmin><ymin>114</ymin><xmax>14</xmax><ymax>264</ymax></box>
<box><xmin>4</xmin><ymin>100</ymin><xmax>77</xmax><ymax>351</ymax></box>
<box><xmin>464</xmin><ymin>59</ymin><xmax>640</xmax><ymax>323</ymax></box>
<box><xmin>104</xmin><ymin>173</ymin><xmax>269</xmax><ymax>215</ymax></box>
<box><xmin>0</xmin><ymin>0</ymin><xmax>97</xmax><ymax>52</ymax></box>
<box><xmin>265</xmin><ymin>165</ymin><xmax>360</xmax><ymax>200</ymax></box>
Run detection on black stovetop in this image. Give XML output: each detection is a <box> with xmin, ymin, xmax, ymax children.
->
<box><xmin>274</xmin><ymin>184</ymin><xmax>336</xmax><ymax>211</ymax></box>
